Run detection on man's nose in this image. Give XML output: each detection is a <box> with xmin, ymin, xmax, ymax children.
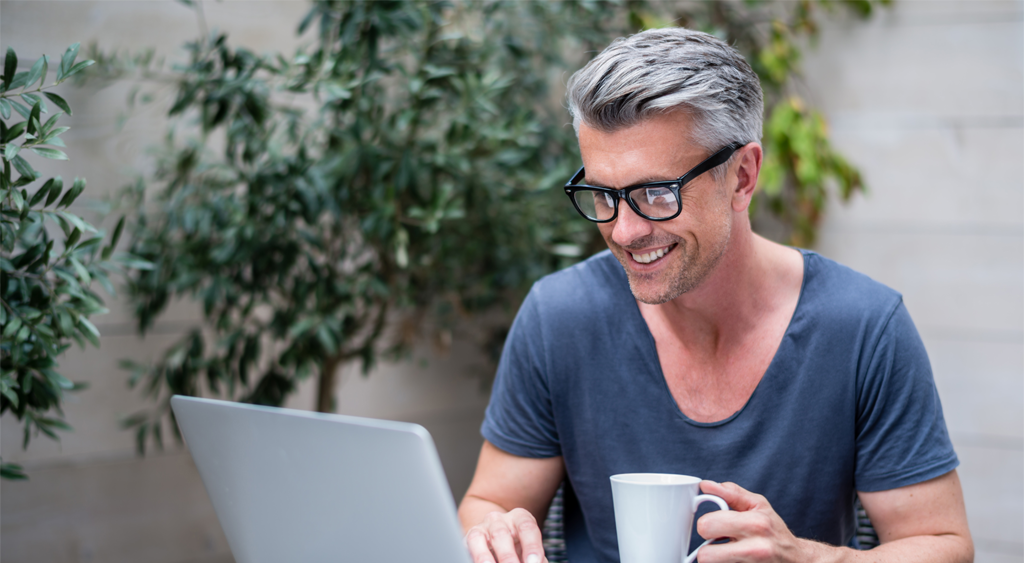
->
<box><xmin>610</xmin><ymin>200</ymin><xmax>654</xmax><ymax>247</ymax></box>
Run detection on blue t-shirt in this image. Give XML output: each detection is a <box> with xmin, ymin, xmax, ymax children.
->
<box><xmin>481</xmin><ymin>249</ymin><xmax>958</xmax><ymax>562</ymax></box>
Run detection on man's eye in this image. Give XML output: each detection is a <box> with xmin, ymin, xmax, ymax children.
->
<box><xmin>644</xmin><ymin>188</ymin><xmax>676</xmax><ymax>205</ymax></box>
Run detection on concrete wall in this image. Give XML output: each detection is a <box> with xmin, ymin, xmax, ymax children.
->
<box><xmin>1</xmin><ymin>1</ymin><xmax>1021</xmax><ymax>562</ymax></box>
<box><xmin>804</xmin><ymin>1</ymin><xmax>1023</xmax><ymax>560</ymax></box>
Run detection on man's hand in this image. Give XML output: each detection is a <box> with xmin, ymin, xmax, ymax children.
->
<box><xmin>694</xmin><ymin>480</ymin><xmax>815</xmax><ymax>562</ymax></box>
<box><xmin>694</xmin><ymin>473</ymin><xmax>973</xmax><ymax>563</ymax></box>
<box><xmin>464</xmin><ymin>509</ymin><xmax>548</xmax><ymax>563</ymax></box>
<box><xmin>458</xmin><ymin>441</ymin><xmax>565</xmax><ymax>563</ymax></box>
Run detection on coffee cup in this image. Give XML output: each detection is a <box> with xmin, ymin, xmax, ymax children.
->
<box><xmin>610</xmin><ymin>473</ymin><xmax>729</xmax><ymax>563</ymax></box>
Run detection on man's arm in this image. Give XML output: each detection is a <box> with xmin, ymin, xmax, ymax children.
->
<box><xmin>459</xmin><ymin>440</ymin><xmax>565</xmax><ymax>563</ymax></box>
<box><xmin>694</xmin><ymin>470</ymin><xmax>972</xmax><ymax>562</ymax></box>
<box><xmin>855</xmin><ymin>469</ymin><xmax>973</xmax><ymax>560</ymax></box>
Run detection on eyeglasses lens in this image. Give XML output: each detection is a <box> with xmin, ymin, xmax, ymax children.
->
<box><xmin>573</xmin><ymin>190</ymin><xmax>617</xmax><ymax>221</ymax></box>
<box><xmin>572</xmin><ymin>185</ymin><xmax>680</xmax><ymax>221</ymax></box>
<box><xmin>630</xmin><ymin>185</ymin><xmax>679</xmax><ymax>219</ymax></box>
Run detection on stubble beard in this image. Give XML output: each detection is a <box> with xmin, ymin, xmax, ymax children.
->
<box><xmin>611</xmin><ymin>227</ymin><xmax>731</xmax><ymax>306</ymax></box>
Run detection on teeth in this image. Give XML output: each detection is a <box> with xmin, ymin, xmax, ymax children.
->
<box><xmin>631</xmin><ymin>247</ymin><xmax>668</xmax><ymax>264</ymax></box>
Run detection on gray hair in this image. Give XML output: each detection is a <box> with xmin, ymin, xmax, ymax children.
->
<box><xmin>566</xmin><ymin>28</ymin><xmax>763</xmax><ymax>176</ymax></box>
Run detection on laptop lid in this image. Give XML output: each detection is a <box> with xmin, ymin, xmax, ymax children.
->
<box><xmin>171</xmin><ymin>395</ymin><xmax>473</xmax><ymax>563</ymax></box>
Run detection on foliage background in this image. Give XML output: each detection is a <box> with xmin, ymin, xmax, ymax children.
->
<box><xmin>93</xmin><ymin>0</ymin><xmax>889</xmax><ymax>454</ymax></box>
<box><xmin>0</xmin><ymin>44</ymin><xmax>152</xmax><ymax>479</ymax></box>
<box><xmin>1</xmin><ymin>1</ymin><xmax>1020</xmax><ymax>562</ymax></box>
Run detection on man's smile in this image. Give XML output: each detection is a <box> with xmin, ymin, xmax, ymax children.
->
<box><xmin>628</xmin><ymin>243</ymin><xmax>677</xmax><ymax>265</ymax></box>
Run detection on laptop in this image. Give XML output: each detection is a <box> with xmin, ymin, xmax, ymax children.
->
<box><xmin>170</xmin><ymin>395</ymin><xmax>473</xmax><ymax>563</ymax></box>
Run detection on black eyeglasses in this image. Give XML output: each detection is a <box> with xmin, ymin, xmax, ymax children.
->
<box><xmin>563</xmin><ymin>142</ymin><xmax>743</xmax><ymax>223</ymax></box>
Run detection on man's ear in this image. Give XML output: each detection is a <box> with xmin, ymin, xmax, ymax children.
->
<box><xmin>731</xmin><ymin>143</ymin><xmax>763</xmax><ymax>213</ymax></box>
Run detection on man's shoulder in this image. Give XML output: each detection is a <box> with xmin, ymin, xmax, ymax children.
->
<box><xmin>799</xmin><ymin>249</ymin><xmax>904</xmax><ymax>322</ymax></box>
<box><xmin>532</xmin><ymin>250</ymin><xmax>625</xmax><ymax>297</ymax></box>
<box><xmin>523</xmin><ymin>250</ymin><xmax>631</xmax><ymax>317</ymax></box>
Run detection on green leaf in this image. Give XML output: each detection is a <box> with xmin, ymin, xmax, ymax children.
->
<box><xmin>40</xmin><ymin>113</ymin><xmax>63</xmax><ymax>136</ymax></box>
<box><xmin>94</xmin><ymin>269</ymin><xmax>115</xmax><ymax>295</ymax></box>
<box><xmin>65</xmin><ymin>227</ymin><xmax>82</xmax><ymax>250</ymax></box>
<box><xmin>3</xmin><ymin>121</ymin><xmax>26</xmax><ymax>143</ymax></box>
<box><xmin>1</xmin><ymin>376</ymin><xmax>19</xmax><ymax>408</ymax></box>
<box><xmin>1</xmin><ymin>462</ymin><xmax>28</xmax><ymax>481</ymax></box>
<box><xmin>44</xmin><ymin>176</ymin><xmax>64</xmax><ymax>206</ymax></box>
<box><xmin>78</xmin><ymin>316</ymin><xmax>101</xmax><ymax>347</ymax></box>
<box><xmin>27</xmin><ymin>100</ymin><xmax>42</xmax><ymax>133</ymax></box>
<box><xmin>11</xmin><ymin>155</ymin><xmax>37</xmax><ymax>181</ymax></box>
<box><xmin>102</xmin><ymin>215</ymin><xmax>125</xmax><ymax>259</ymax></box>
<box><xmin>20</xmin><ymin>92</ymin><xmax>43</xmax><ymax>110</ymax></box>
<box><xmin>42</xmin><ymin>369</ymin><xmax>74</xmax><ymax>390</ymax></box>
<box><xmin>28</xmin><ymin>99</ymin><xmax>41</xmax><ymax>129</ymax></box>
<box><xmin>9</xmin><ymin>99</ymin><xmax>31</xmax><ymax>119</ymax></box>
<box><xmin>110</xmin><ymin>215</ymin><xmax>126</xmax><ymax>248</ymax></box>
<box><xmin>43</xmin><ymin>92</ymin><xmax>72</xmax><ymax>116</ymax></box>
<box><xmin>28</xmin><ymin>180</ymin><xmax>51</xmax><ymax>206</ymax></box>
<box><xmin>4</xmin><ymin>143</ymin><xmax>19</xmax><ymax>161</ymax></box>
<box><xmin>15</xmin><ymin>325</ymin><xmax>30</xmax><ymax>344</ymax></box>
<box><xmin>0</xmin><ymin>99</ymin><xmax>10</xmax><ymax>120</ymax></box>
<box><xmin>62</xmin><ymin>60</ymin><xmax>95</xmax><ymax>82</ymax></box>
<box><xmin>3</xmin><ymin>47</ymin><xmax>16</xmax><ymax>90</ymax></box>
<box><xmin>59</xmin><ymin>211</ymin><xmax>98</xmax><ymax>234</ymax></box>
<box><xmin>59</xmin><ymin>43</ymin><xmax>81</xmax><ymax>82</ymax></box>
<box><xmin>35</xmin><ymin>421</ymin><xmax>59</xmax><ymax>441</ymax></box>
<box><xmin>76</xmin><ymin>236</ymin><xmax>103</xmax><ymax>253</ymax></box>
<box><xmin>115</xmin><ymin>253</ymin><xmax>155</xmax><ymax>270</ymax></box>
<box><xmin>57</xmin><ymin>178</ymin><xmax>85</xmax><ymax>209</ymax></box>
<box><xmin>7</xmin><ymin>71</ymin><xmax>29</xmax><ymax>91</ymax></box>
<box><xmin>3</xmin><ymin>316</ymin><xmax>22</xmax><ymax>338</ymax></box>
<box><xmin>31</xmin><ymin>147</ymin><xmax>68</xmax><ymax>161</ymax></box>
<box><xmin>40</xmin><ymin>417</ymin><xmax>73</xmax><ymax>432</ymax></box>
<box><xmin>70</xmin><ymin>256</ymin><xmax>91</xmax><ymax>284</ymax></box>
<box><xmin>25</xmin><ymin>56</ymin><xmax>46</xmax><ymax>90</ymax></box>
<box><xmin>135</xmin><ymin>424</ymin><xmax>147</xmax><ymax>455</ymax></box>
<box><xmin>40</xmin><ymin>56</ymin><xmax>49</xmax><ymax>89</ymax></box>
<box><xmin>42</xmin><ymin>135</ymin><xmax>66</xmax><ymax>149</ymax></box>
<box><xmin>9</xmin><ymin>185</ymin><xmax>24</xmax><ymax>212</ymax></box>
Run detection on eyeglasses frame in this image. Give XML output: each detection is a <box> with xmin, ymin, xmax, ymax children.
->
<box><xmin>563</xmin><ymin>142</ymin><xmax>745</xmax><ymax>223</ymax></box>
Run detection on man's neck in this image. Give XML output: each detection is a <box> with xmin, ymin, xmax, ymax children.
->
<box><xmin>636</xmin><ymin>230</ymin><xmax>803</xmax><ymax>360</ymax></box>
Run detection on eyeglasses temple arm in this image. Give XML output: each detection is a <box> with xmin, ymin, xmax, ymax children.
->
<box><xmin>678</xmin><ymin>142</ymin><xmax>744</xmax><ymax>185</ymax></box>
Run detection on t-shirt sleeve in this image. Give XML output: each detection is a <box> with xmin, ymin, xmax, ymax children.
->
<box><xmin>480</xmin><ymin>286</ymin><xmax>562</xmax><ymax>458</ymax></box>
<box><xmin>854</xmin><ymin>300</ymin><xmax>959</xmax><ymax>492</ymax></box>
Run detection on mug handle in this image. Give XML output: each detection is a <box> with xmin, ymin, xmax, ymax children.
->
<box><xmin>682</xmin><ymin>494</ymin><xmax>730</xmax><ymax>563</ymax></box>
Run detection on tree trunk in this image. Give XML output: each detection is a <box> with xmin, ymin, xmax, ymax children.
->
<box><xmin>316</xmin><ymin>355</ymin><xmax>343</xmax><ymax>413</ymax></box>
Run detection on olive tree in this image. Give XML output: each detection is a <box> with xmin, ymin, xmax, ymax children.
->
<box><xmin>0</xmin><ymin>44</ymin><xmax>149</xmax><ymax>479</ymax></box>
<box><xmin>108</xmin><ymin>0</ymin><xmax>886</xmax><ymax>451</ymax></box>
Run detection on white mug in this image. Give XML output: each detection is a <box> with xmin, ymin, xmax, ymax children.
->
<box><xmin>610</xmin><ymin>473</ymin><xmax>730</xmax><ymax>563</ymax></box>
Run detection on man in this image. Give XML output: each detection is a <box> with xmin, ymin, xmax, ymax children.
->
<box><xmin>458</xmin><ymin>28</ymin><xmax>972</xmax><ymax>563</ymax></box>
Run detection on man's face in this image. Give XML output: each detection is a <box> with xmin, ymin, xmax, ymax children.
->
<box><xmin>578</xmin><ymin>112</ymin><xmax>736</xmax><ymax>305</ymax></box>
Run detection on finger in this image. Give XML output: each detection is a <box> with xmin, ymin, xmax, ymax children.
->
<box><xmin>485</xmin><ymin>517</ymin><xmax>522</xmax><ymax>563</ymax></box>
<box><xmin>507</xmin><ymin>513</ymin><xmax>546</xmax><ymax>563</ymax></box>
<box><xmin>465</xmin><ymin>527</ymin><xmax>497</xmax><ymax>563</ymax></box>
<box><xmin>696</xmin><ymin>507</ymin><xmax>773</xmax><ymax>542</ymax></box>
<box><xmin>700</xmin><ymin>480</ymin><xmax>765</xmax><ymax>512</ymax></box>
<box><xmin>692</xmin><ymin>537</ymin><xmax>765</xmax><ymax>563</ymax></box>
